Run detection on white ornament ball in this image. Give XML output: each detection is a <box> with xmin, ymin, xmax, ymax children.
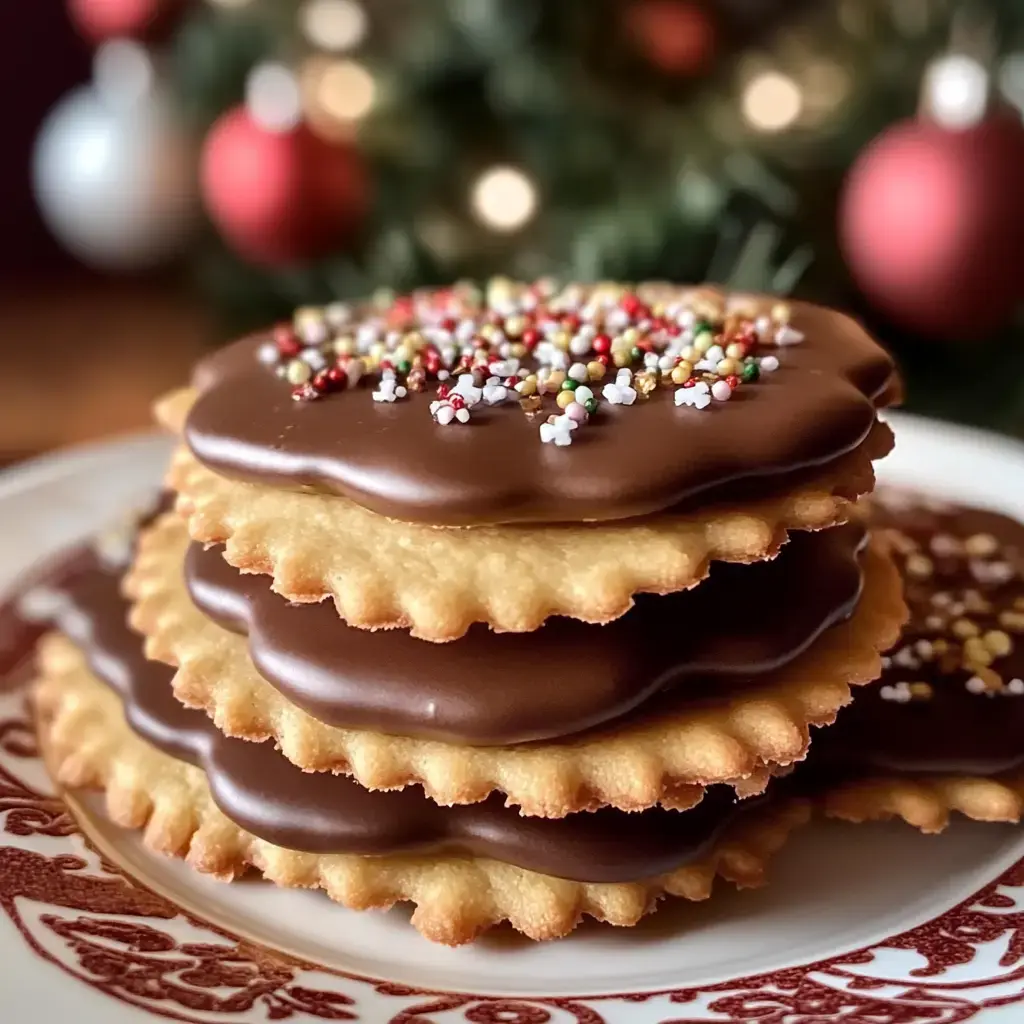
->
<box><xmin>32</xmin><ymin>44</ymin><xmax>197</xmax><ymax>269</ymax></box>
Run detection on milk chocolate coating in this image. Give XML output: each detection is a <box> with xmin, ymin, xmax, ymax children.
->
<box><xmin>807</xmin><ymin>500</ymin><xmax>1024</xmax><ymax>777</ymax></box>
<box><xmin>186</xmin><ymin>522</ymin><xmax>867</xmax><ymax>744</ymax></box>
<box><xmin>41</xmin><ymin>555</ymin><xmax>757</xmax><ymax>882</ymax></box>
<box><xmin>184</xmin><ymin>295</ymin><xmax>896</xmax><ymax>526</ymax></box>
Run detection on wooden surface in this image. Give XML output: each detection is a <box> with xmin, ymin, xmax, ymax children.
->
<box><xmin>0</xmin><ymin>279</ymin><xmax>217</xmax><ymax>465</ymax></box>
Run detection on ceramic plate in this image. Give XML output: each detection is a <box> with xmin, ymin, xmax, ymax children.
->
<box><xmin>3</xmin><ymin>413</ymin><xmax>1024</xmax><ymax>1024</ymax></box>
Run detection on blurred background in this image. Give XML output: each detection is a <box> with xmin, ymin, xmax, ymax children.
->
<box><xmin>4</xmin><ymin>0</ymin><xmax>1024</xmax><ymax>465</ymax></box>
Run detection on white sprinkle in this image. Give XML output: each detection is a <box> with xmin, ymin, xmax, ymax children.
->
<box><xmin>17</xmin><ymin>586</ymin><xmax>68</xmax><ymax>622</ymax></box>
<box><xmin>881</xmin><ymin>656</ymin><xmax>892</xmax><ymax>669</ymax></box>
<box><xmin>568</xmin><ymin>362</ymin><xmax>589</xmax><ymax>382</ymax></box>
<box><xmin>569</xmin><ymin>334</ymin><xmax>591</xmax><ymax>357</ymax></box>
<box><xmin>880</xmin><ymin>681</ymin><xmax>912</xmax><ymax>703</ymax></box>
<box><xmin>759</xmin><ymin>355</ymin><xmax>780</xmax><ymax>372</ymax></box>
<box><xmin>548</xmin><ymin>349</ymin><xmax>569</xmax><ymax>371</ymax></box>
<box><xmin>456</xmin><ymin>320</ymin><xmax>477</xmax><ymax>342</ymax></box>
<box><xmin>704</xmin><ymin>344</ymin><xmax>725</xmax><ymax>364</ymax></box>
<box><xmin>489</xmin><ymin>358</ymin><xmax>519</xmax><ymax>377</ymax></box>
<box><xmin>893</xmin><ymin>647</ymin><xmax>920</xmax><ymax>669</ymax></box>
<box><xmin>755</xmin><ymin>315</ymin><xmax>773</xmax><ymax>338</ymax></box>
<box><xmin>483</xmin><ymin>384</ymin><xmax>509</xmax><ymax>405</ymax></box>
<box><xmin>657</xmin><ymin>354</ymin><xmax>676</xmax><ymax>371</ymax></box>
<box><xmin>372</xmin><ymin>380</ymin><xmax>407</xmax><ymax>403</ymax></box>
<box><xmin>574</xmin><ymin>385</ymin><xmax>594</xmax><ymax>405</ymax></box>
<box><xmin>966</xmin><ymin>676</ymin><xmax>989</xmax><ymax>695</ymax></box>
<box><xmin>452</xmin><ymin>374</ymin><xmax>483</xmax><ymax>407</ymax></box>
<box><xmin>435</xmin><ymin>404</ymin><xmax>455</xmax><ymax>425</ymax></box>
<box><xmin>675</xmin><ymin>381</ymin><xmax>711</xmax><ymax>410</ymax></box>
<box><xmin>606</xmin><ymin>308</ymin><xmax>630</xmax><ymax>330</ymax></box>
<box><xmin>437</xmin><ymin>369</ymin><xmax>450</xmax><ymax>381</ymax></box>
<box><xmin>711</xmin><ymin>380</ymin><xmax>733</xmax><ymax>402</ymax></box>
<box><xmin>539</xmin><ymin>414</ymin><xmax>578</xmax><ymax>446</ymax></box>
<box><xmin>455</xmin><ymin>407</ymin><xmax>471</xmax><ymax>423</ymax></box>
<box><xmin>1008</xmin><ymin>678</ymin><xmax>1024</xmax><ymax>695</ymax></box>
<box><xmin>694</xmin><ymin>358</ymin><xmax>718</xmax><ymax>373</ymax></box>
<box><xmin>929</xmin><ymin>534</ymin><xmax>961</xmax><ymax>557</ymax></box>
<box><xmin>258</xmin><ymin>342</ymin><xmax>279</xmax><ymax>365</ymax></box>
<box><xmin>325</xmin><ymin>301</ymin><xmax>352</xmax><ymax>327</ymax></box>
<box><xmin>643</xmin><ymin>352</ymin><xmax>660</xmax><ymax>370</ymax></box>
<box><xmin>616</xmin><ymin>368</ymin><xmax>633</xmax><ymax>385</ymax></box>
<box><xmin>602</xmin><ymin>382</ymin><xmax>637</xmax><ymax>406</ymax></box>
<box><xmin>775</xmin><ymin>325</ymin><xmax>804</xmax><ymax>346</ymax></box>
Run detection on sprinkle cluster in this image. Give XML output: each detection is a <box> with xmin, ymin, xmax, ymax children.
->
<box><xmin>878</xmin><ymin>508</ymin><xmax>1024</xmax><ymax>703</ymax></box>
<box><xmin>257</xmin><ymin>280</ymin><xmax>801</xmax><ymax>446</ymax></box>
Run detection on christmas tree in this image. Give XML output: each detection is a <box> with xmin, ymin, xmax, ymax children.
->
<box><xmin>34</xmin><ymin>0</ymin><xmax>1024</xmax><ymax>429</ymax></box>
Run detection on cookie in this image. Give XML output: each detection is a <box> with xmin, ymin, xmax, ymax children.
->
<box><xmin>126</xmin><ymin>511</ymin><xmax>906</xmax><ymax>816</ymax></box>
<box><xmin>179</xmin><ymin>281</ymin><xmax>898</xmax><ymax>527</ymax></box>
<box><xmin>798</xmin><ymin>492</ymin><xmax>1024</xmax><ymax>833</ymax></box>
<box><xmin>34</xmin><ymin>627</ymin><xmax>807</xmax><ymax>946</ymax></box>
<box><xmin>156</xmin><ymin>281</ymin><xmax>896</xmax><ymax>639</ymax></box>
<box><xmin>162</xmin><ymin>426</ymin><xmax>892</xmax><ymax>640</ymax></box>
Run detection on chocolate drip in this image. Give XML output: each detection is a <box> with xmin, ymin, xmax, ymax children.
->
<box><xmin>807</xmin><ymin>498</ymin><xmax>1024</xmax><ymax>778</ymax></box>
<box><xmin>186</xmin><ymin>522</ymin><xmax>868</xmax><ymax>744</ymax></box>
<box><xmin>37</xmin><ymin>556</ymin><xmax>758</xmax><ymax>882</ymax></box>
<box><xmin>185</xmin><ymin>295</ymin><xmax>895</xmax><ymax>526</ymax></box>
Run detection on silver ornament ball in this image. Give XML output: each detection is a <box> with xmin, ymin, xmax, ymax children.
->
<box><xmin>32</xmin><ymin>42</ymin><xmax>198</xmax><ymax>269</ymax></box>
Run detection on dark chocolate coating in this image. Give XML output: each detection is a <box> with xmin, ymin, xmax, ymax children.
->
<box><xmin>184</xmin><ymin>296</ymin><xmax>895</xmax><ymax>526</ymax></box>
<box><xmin>186</xmin><ymin>522</ymin><xmax>867</xmax><ymax>744</ymax></box>
<box><xmin>40</xmin><ymin>555</ymin><xmax>756</xmax><ymax>882</ymax></box>
<box><xmin>808</xmin><ymin>500</ymin><xmax>1024</xmax><ymax>777</ymax></box>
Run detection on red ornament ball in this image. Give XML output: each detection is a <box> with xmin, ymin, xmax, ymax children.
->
<box><xmin>840</xmin><ymin>112</ymin><xmax>1024</xmax><ymax>340</ymax></box>
<box><xmin>67</xmin><ymin>0</ymin><xmax>182</xmax><ymax>42</ymax></box>
<box><xmin>626</xmin><ymin>0</ymin><xmax>716</xmax><ymax>77</ymax></box>
<box><xmin>200</xmin><ymin>108</ymin><xmax>370</xmax><ymax>267</ymax></box>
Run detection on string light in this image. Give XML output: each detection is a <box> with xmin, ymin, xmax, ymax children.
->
<box><xmin>741</xmin><ymin>71</ymin><xmax>802</xmax><ymax>132</ymax></box>
<box><xmin>301</xmin><ymin>0</ymin><xmax>367</xmax><ymax>52</ymax></box>
<box><xmin>925</xmin><ymin>54</ymin><xmax>989</xmax><ymax>129</ymax></box>
<box><xmin>308</xmin><ymin>59</ymin><xmax>376</xmax><ymax>125</ymax></box>
<box><xmin>471</xmin><ymin>166</ymin><xmax>537</xmax><ymax>231</ymax></box>
<box><xmin>246</xmin><ymin>63</ymin><xmax>304</xmax><ymax>133</ymax></box>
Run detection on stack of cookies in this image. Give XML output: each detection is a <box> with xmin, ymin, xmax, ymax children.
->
<box><xmin>35</xmin><ymin>281</ymin><xmax>906</xmax><ymax>945</ymax></box>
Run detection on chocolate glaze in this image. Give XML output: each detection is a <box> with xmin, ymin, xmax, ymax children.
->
<box><xmin>37</xmin><ymin>553</ymin><xmax>759</xmax><ymax>882</ymax></box>
<box><xmin>186</xmin><ymin>522</ymin><xmax>868</xmax><ymax>744</ymax></box>
<box><xmin>184</xmin><ymin>294</ymin><xmax>896</xmax><ymax>526</ymax></box>
<box><xmin>807</xmin><ymin>498</ymin><xmax>1024</xmax><ymax>778</ymax></box>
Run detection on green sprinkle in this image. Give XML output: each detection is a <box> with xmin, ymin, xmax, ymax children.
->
<box><xmin>585</xmin><ymin>398</ymin><xmax>598</xmax><ymax>414</ymax></box>
<box><xmin>561</xmin><ymin>378</ymin><xmax>579</xmax><ymax>391</ymax></box>
<box><xmin>742</xmin><ymin>362</ymin><xmax>760</xmax><ymax>383</ymax></box>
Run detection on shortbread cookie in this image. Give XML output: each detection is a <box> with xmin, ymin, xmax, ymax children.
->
<box><xmin>32</xmin><ymin>562</ymin><xmax>808</xmax><ymax>946</ymax></box>
<box><xmin>177</xmin><ymin>281</ymin><xmax>898</xmax><ymax>527</ymax></box>
<box><xmin>157</xmin><ymin>281</ymin><xmax>896</xmax><ymax>639</ymax></box>
<box><xmin>126</xmin><ymin>512</ymin><xmax>906</xmax><ymax>816</ymax></box>
<box><xmin>163</xmin><ymin>424</ymin><xmax>892</xmax><ymax>640</ymax></box>
<box><xmin>800</xmin><ymin>492</ymin><xmax>1024</xmax><ymax>833</ymax></box>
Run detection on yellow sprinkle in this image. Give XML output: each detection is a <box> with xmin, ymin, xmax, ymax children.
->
<box><xmin>965</xmin><ymin>533</ymin><xmax>999</xmax><ymax>557</ymax></box>
<box><xmin>552</xmin><ymin>331</ymin><xmax>570</xmax><ymax>352</ymax></box>
<box><xmin>716</xmin><ymin>358</ymin><xmax>739</xmax><ymax>376</ymax></box>
<box><xmin>586</xmin><ymin>360</ymin><xmax>607</xmax><ymax>380</ymax></box>
<box><xmin>613</xmin><ymin>351</ymin><xmax>631</xmax><ymax>368</ymax></box>
<box><xmin>983</xmin><ymin>630</ymin><xmax>1014</xmax><ymax>657</ymax></box>
<box><xmin>905</xmin><ymin>554</ymin><xmax>934</xmax><ymax>579</ymax></box>
<box><xmin>671</xmin><ymin>361</ymin><xmax>693</xmax><ymax>384</ymax></box>
<box><xmin>999</xmin><ymin>610</ymin><xmax>1024</xmax><ymax>632</ymax></box>
<box><xmin>693</xmin><ymin>332</ymin><xmax>714</xmax><ymax>355</ymax></box>
<box><xmin>546</xmin><ymin>370</ymin><xmax>566</xmax><ymax>391</ymax></box>
<box><xmin>286</xmin><ymin>360</ymin><xmax>311</xmax><ymax>385</ymax></box>
<box><xmin>964</xmin><ymin>636</ymin><xmax>994</xmax><ymax>667</ymax></box>
<box><xmin>725</xmin><ymin>342</ymin><xmax>747</xmax><ymax>360</ymax></box>
<box><xmin>515</xmin><ymin>376</ymin><xmax>537</xmax><ymax>396</ymax></box>
<box><xmin>908</xmin><ymin>682</ymin><xmax>933</xmax><ymax>700</ymax></box>
<box><xmin>333</xmin><ymin>337</ymin><xmax>355</xmax><ymax>357</ymax></box>
<box><xmin>556</xmin><ymin>390</ymin><xmax>575</xmax><ymax>409</ymax></box>
<box><xmin>951</xmin><ymin>618</ymin><xmax>980</xmax><ymax>638</ymax></box>
<box><xmin>504</xmin><ymin>315</ymin><xmax>526</xmax><ymax>338</ymax></box>
<box><xmin>771</xmin><ymin>302</ymin><xmax>791</xmax><ymax>323</ymax></box>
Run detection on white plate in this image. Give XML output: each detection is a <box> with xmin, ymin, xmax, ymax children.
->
<box><xmin>3</xmin><ymin>413</ymin><xmax>1024</xmax><ymax>1024</ymax></box>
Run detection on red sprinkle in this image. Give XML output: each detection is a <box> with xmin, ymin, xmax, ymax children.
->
<box><xmin>326</xmin><ymin>366</ymin><xmax>348</xmax><ymax>389</ymax></box>
<box><xmin>291</xmin><ymin>383</ymin><xmax>319</xmax><ymax>402</ymax></box>
<box><xmin>682</xmin><ymin>379</ymin><xmax>696</xmax><ymax>388</ymax></box>
<box><xmin>437</xmin><ymin>383</ymin><xmax>452</xmax><ymax>400</ymax></box>
<box><xmin>449</xmin><ymin>394</ymin><xmax>466</xmax><ymax>411</ymax></box>
<box><xmin>592</xmin><ymin>334</ymin><xmax>611</xmax><ymax>354</ymax></box>
<box><xmin>726</xmin><ymin>374</ymin><xmax>740</xmax><ymax>389</ymax></box>
<box><xmin>522</xmin><ymin>328</ymin><xmax>541</xmax><ymax>350</ymax></box>
<box><xmin>274</xmin><ymin>324</ymin><xmax>301</xmax><ymax>359</ymax></box>
<box><xmin>597</xmin><ymin>353</ymin><xmax>611</xmax><ymax>366</ymax></box>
